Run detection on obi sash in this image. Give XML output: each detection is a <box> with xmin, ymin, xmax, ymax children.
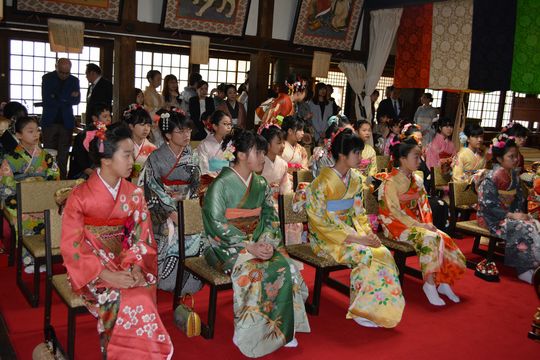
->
<box><xmin>327</xmin><ymin>198</ymin><xmax>354</xmax><ymax>212</ymax></box>
<box><xmin>161</xmin><ymin>178</ymin><xmax>191</xmax><ymax>186</ymax></box>
<box><xmin>84</xmin><ymin>217</ymin><xmax>128</xmax><ymax>269</ymax></box>
<box><xmin>225</xmin><ymin>207</ymin><xmax>261</xmax><ymax>234</ymax></box>
<box><xmin>288</xmin><ymin>163</ymin><xmax>302</xmax><ymax>170</ymax></box>
<box><xmin>209</xmin><ymin>157</ymin><xmax>229</xmax><ymax>172</ymax></box>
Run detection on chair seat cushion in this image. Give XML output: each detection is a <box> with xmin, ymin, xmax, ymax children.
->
<box><xmin>185</xmin><ymin>257</ymin><xmax>231</xmax><ymax>286</ymax></box>
<box><xmin>22</xmin><ymin>234</ymin><xmax>56</xmax><ymax>258</ymax></box>
<box><xmin>285</xmin><ymin>244</ymin><xmax>342</xmax><ymax>268</ymax></box>
<box><xmin>379</xmin><ymin>236</ymin><xmax>416</xmax><ymax>253</ymax></box>
<box><xmin>52</xmin><ymin>274</ymin><xmax>85</xmax><ymax>308</ymax></box>
<box><xmin>456</xmin><ymin>220</ymin><xmax>493</xmax><ymax>238</ymax></box>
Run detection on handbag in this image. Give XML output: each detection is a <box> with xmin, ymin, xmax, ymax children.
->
<box><xmin>174</xmin><ymin>294</ymin><xmax>201</xmax><ymax>337</ymax></box>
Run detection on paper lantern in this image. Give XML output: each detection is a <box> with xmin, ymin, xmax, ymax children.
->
<box><xmin>312</xmin><ymin>51</ymin><xmax>332</xmax><ymax>78</ymax></box>
<box><xmin>48</xmin><ymin>19</ymin><xmax>84</xmax><ymax>53</ymax></box>
<box><xmin>190</xmin><ymin>35</ymin><xmax>210</xmax><ymax>65</ymax></box>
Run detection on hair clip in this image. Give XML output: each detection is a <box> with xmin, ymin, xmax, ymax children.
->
<box><xmin>329</xmin><ymin>127</ymin><xmax>347</xmax><ymax>151</ymax></box>
<box><xmin>83</xmin><ymin>120</ymin><xmax>107</xmax><ymax>153</ymax></box>
<box><xmin>459</xmin><ymin>131</ymin><xmax>468</xmax><ymax>145</ymax></box>
<box><xmin>160</xmin><ymin>112</ymin><xmax>170</xmax><ymax>131</ymax></box>
<box><xmin>285</xmin><ymin>79</ymin><xmax>307</xmax><ymax>95</ymax></box>
<box><xmin>171</xmin><ymin>107</ymin><xmax>186</xmax><ymax>117</ymax></box>
<box><xmin>257</xmin><ymin>122</ymin><xmax>281</xmax><ymax>135</ymax></box>
<box><xmin>327</xmin><ymin>115</ymin><xmax>339</xmax><ymax>127</ymax></box>
<box><xmin>222</xmin><ymin>140</ymin><xmax>236</xmax><ymax>161</ymax></box>
<box><xmin>401</xmin><ymin>123</ymin><xmax>420</xmax><ymax>134</ymax></box>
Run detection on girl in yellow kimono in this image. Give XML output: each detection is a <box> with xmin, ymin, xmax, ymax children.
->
<box><xmin>379</xmin><ymin>138</ymin><xmax>466</xmax><ymax>306</ymax></box>
<box><xmin>306</xmin><ymin>128</ymin><xmax>404</xmax><ymax>328</ymax></box>
<box><xmin>356</xmin><ymin>120</ymin><xmax>377</xmax><ymax>181</ymax></box>
<box><xmin>453</xmin><ymin>123</ymin><xmax>487</xmax><ymax>182</ymax></box>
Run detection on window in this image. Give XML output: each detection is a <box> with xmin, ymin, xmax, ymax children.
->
<box><xmin>135</xmin><ymin>50</ymin><xmax>190</xmax><ymax>93</ymax></box>
<box><xmin>9</xmin><ymin>39</ymin><xmax>101</xmax><ymax>116</ymax></box>
<box><xmin>316</xmin><ymin>71</ymin><xmax>348</xmax><ymax>111</ymax></box>
<box><xmin>425</xmin><ymin>89</ymin><xmax>443</xmax><ymax>109</ymax></box>
<box><xmin>466</xmin><ymin>91</ymin><xmax>501</xmax><ymax>128</ymax></box>
<box><xmin>199</xmin><ymin>57</ymin><xmax>250</xmax><ymax>93</ymax></box>
<box><xmin>374</xmin><ymin>76</ymin><xmax>394</xmax><ymax>110</ymax></box>
<box><xmin>503</xmin><ymin>91</ymin><xmax>530</xmax><ymax>127</ymax></box>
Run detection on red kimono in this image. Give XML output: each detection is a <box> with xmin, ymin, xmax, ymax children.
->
<box><xmin>61</xmin><ymin>173</ymin><xmax>173</xmax><ymax>359</ymax></box>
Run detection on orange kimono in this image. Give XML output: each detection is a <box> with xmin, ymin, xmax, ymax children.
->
<box><xmin>378</xmin><ymin>169</ymin><xmax>466</xmax><ymax>284</ymax></box>
<box><xmin>61</xmin><ymin>173</ymin><xmax>173</xmax><ymax>358</ymax></box>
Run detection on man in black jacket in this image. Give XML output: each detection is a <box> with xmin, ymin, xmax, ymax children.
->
<box><xmin>85</xmin><ymin>63</ymin><xmax>112</xmax><ymax>122</ymax></box>
<box><xmin>376</xmin><ymin>85</ymin><xmax>402</xmax><ymax>122</ymax></box>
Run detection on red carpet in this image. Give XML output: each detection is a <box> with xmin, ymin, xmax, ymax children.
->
<box><xmin>0</xmin><ymin>235</ymin><xmax>538</xmax><ymax>359</ymax></box>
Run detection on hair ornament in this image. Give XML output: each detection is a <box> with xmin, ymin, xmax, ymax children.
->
<box><xmin>83</xmin><ymin>120</ymin><xmax>107</xmax><ymax>153</ymax></box>
<box><xmin>401</xmin><ymin>123</ymin><xmax>420</xmax><ymax>135</ymax></box>
<box><xmin>459</xmin><ymin>131</ymin><xmax>468</xmax><ymax>146</ymax></box>
<box><xmin>160</xmin><ymin>112</ymin><xmax>171</xmax><ymax>131</ymax></box>
<box><xmin>285</xmin><ymin>79</ymin><xmax>307</xmax><ymax>95</ymax></box>
<box><xmin>222</xmin><ymin>140</ymin><xmax>236</xmax><ymax>161</ymax></box>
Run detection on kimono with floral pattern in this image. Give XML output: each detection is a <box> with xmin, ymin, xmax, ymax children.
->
<box><xmin>132</xmin><ymin>139</ymin><xmax>156</xmax><ymax>183</ymax></box>
<box><xmin>452</xmin><ymin>147</ymin><xmax>487</xmax><ymax>183</ymax></box>
<box><xmin>378</xmin><ymin>169</ymin><xmax>466</xmax><ymax>285</ymax></box>
<box><xmin>306</xmin><ymin>167</ymin><xmax>404</xmax><ymax>327</ymax></box>
<box><xmin>144</xmin><ymin>144</ymin><xmax>202</xmax><ymax>293</ymax></box>
<box><xmin>203</xmin><ymin>167</ymin><xmax>310</xmax><ymax>358</ymax></box>
<box><xmin>282</xmin><ymin>141</ymin><xmax>308</xmax><ymax>171</ymax></box>
<box><xmin>0</xmin><ymin>145</ymin><xmax>59</xmax><ymax>263</ymax></box>
<box><xmin>309</xmin><ymin>143</ymin><xmax>335</xmax><ymax>178</ymax></box>
<box><xmin>477</xmin><ymin>165</ymin><xmax>540</xmax><ymax>274</ymax></box>
<box><xmin>61</xmin><ymin>173</ymin><xmax>173</xmax><ymax>358</ymax></box>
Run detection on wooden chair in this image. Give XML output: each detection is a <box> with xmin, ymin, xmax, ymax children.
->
<box><xmin>2</xmin><ymin>205</ymin><xmax>16</xmax><ymax>266</ymax></box>
<box><xmin>278</xmin><ymin>193</ymin><xmax>349</xmax><ymax>316</ymax></box>
<box><xmin>528</xmin><ymin>266</ymin><xmax>540</xmax><ymax>341</ymax></box>
<box><xmin>190</xmin><ymin>140</ymin><xmax>201</xmax><ymax>150</ymax></box>
<box><xmin>449</xmin><ymin>181</ymin><xmax>504</xmax><ymax>268</ymax></box>
<box><xmin>375</xmin><ymin>155</ymin><xmax>390</xmax><ymax>172</ymax></box>
<box><xmin>430</xmin><ymin>166</ymin><xmax>450</xmax><ymax>196</ymax></box>
<box><xmin>16</xmin><ymin>180</ymin><xmax>81</xmax><ymax>307</ymax></box>
<box><xmin>292</xmin><ymin>169</ymin><xmax>314</xmax><ymax>189</ymax></box>
<box><xmin>173</xmin><ymin>199</ymin><xmax>232</xmax><ymax>339</ymax></box>
<box><xmin>362</xmin><ymin>188</ymin><xmax>422</xmax><ymax>284</ymax></box>
<box><xmin>43</xmin><ymin>209</ymin><xmax>87</xmax><ymax>360</ymax></box>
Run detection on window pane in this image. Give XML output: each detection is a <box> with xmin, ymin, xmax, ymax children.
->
<box><xmin>22</xmin><ymin>41</ymin><xmax>34</xmax><ymax>56</ymax></box>
<box><xmin>227</xmin><ymin>60</ymin><xmax>237</xmax><ymax>72</ymax></box>
<box><xmin>172</xmin><ymin>54</ymin><xmax>181</xmax><ymax>67</ymax></box>
<box><xmin>11</xmin><ymin>40</ymin><xmax>23</xmax><ymax>55</ymax></box>
<box><xmin>11</xmin><ymin>55</ymin><xmax>22</xmax><ymax>70</ymax></box>
<box><xmin>218</xmin><ymin>59</ymin><xmax>227</xmax><ymax>71</ymax></box>
<box><xmin>227</xmin><ymin>72</ymin><xmax>236</xmax><ymax>83</ymax></box>
<box><xmin>34</xmin><ymin>57</ymin><xmax>45</xmax><ymax>72</ymax></box>
<box><xmin>10</xmin><ymin>70</ymin><xmax>22</xmax><ymax>84</ymax></box>
<box><xmin>209</xmin><ymin>58</ymin><xmax>218</xmax><ymax>69</ymax></box>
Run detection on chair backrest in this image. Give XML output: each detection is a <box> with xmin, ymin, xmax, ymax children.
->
<box><xmin>17</xmin><ymin>180</ymin><xmax>81</xmax><ymax>214</ymax></box>
<box><xmin>180</xmin><ymin>198</ymin><xmax>205</xmax><ymax>235</ymax></box>
<box><xmin>431</xmin><ymin>166</ymin><xmax>449</xmax><ymax>187</ymax></box>
<box><xmin>292</xmin><ymin>169</ymin><xmax>314</xmax><ymax>189</ymax></box>
<box><xmin>376</xmin><ymin>155</ymin><xmax>390</xmax><ymax>172</ymax></box>
<box><xmin>363</xmin><ymin>188</ymin><xmax>379</xmax><ymax>215</ymax></box>
<box><xmin>190</xmin><ymin>140</ymin><xmax>201</xmax><ymax>150</ymax></box>
<box><xmin>449</xmin><ymin>181</ymin><xmax>478</xmax><ymax>209</ymax></box>
<box><xmin>278</xmin><ymin>193</ymin><xmax>308</xmax><ymax>239</ymax></box>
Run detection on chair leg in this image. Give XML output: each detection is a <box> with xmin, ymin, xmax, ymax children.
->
<box><xmin>306</xmin><ymin>267</ymin><xmax>324</xmax><ymax>316</ymax></box>
<box><xmin>67</xmin><ymin>308</ymin><xmax>76</xmax><ymax>360</ymax></box>
<box><xmin>394</xmin><ymin>251</ymin><xmax>406</xmax><ymax>285</ymax></box>
<box><xmin>8</xmin><ymin>223</ymin><xmax>15</xmax><ymax>267</ymax></box>
<box><xmin>472</xmin><ymin>235</ymin><xmax>481</xmax><ymax>255</ymax></box>
<box><xmin>486</xmin><ymin>237</ymin><xmax>497</xmax><ymax>263</ymax></box>
<box><xmin>201</xmin><ymin>285</ymin><xmax>218</xmax><ymax>340</ymax></box>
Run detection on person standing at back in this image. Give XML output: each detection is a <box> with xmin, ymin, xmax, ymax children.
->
<box><xmin>181</xmin><ymin>72</ymin><xmax>202</xmax><ymax>115</ymax></box>
<box><xmin>41</xmin><ymin>58</ymin><xmax>80</xmax><ymax>179</ymax></box>
<box><xmin>84</xmin><ymin>63</ymin><xmax>112</xmax><ymax>124</ymax></box>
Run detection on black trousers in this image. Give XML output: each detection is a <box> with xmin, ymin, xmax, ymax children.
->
<box><xmin>42</xmin><ymin>124</ymin><xmax>73</xmax><ymax>179</ymax></box>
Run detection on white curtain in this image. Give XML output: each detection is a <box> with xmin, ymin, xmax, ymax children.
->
<box><xmin>363</xmin><ymin>8</ymin><xmax>403</xmax><ymax>124</ymax></box>
<box><xmin>338</xmin><ymin>61</ymin><xmax>366</xmax><ymax>121</ymax></box>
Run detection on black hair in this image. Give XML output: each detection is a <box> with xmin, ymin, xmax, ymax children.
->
<box><xmin>135</xmin><ymin>88</ymin><xmax>143</xmax><ymax>99</ymax></box>
<box><xmin>124</xmin><ymin>107</ymin><xmax>152</xmax><ymax>126</ymax></box>
<box><xmin>3</xmin><ymin>101</ymin><xmax>28</xmax><ymax>120</ymax></box>
<box><xmin>388</xmin><ymin>117</ymin><xmax>401</xmax><ymax>130</ymax></box>
<box><xmin>281</xmin><ymin>114</ymin><xmax>305</xmax><ymax>135</ymax></box>
<box><xmin>325</xmin><ymin>114</ymin><xmax>351</xmax><ymax>139</ymax></box>
<box><xmin>312</xmin><ymin>82</ymin><xmax>328</xmax><ymax>104</ymax></box>
<box><xmin>197</xmin><ymin>80</ymin><xmax>209</xmax><ymax>89</ymax></box>
<box><xmin>91</xmin><ymin>103</ymin><xmax>111</xmax><ymax>120</ymax></box>
<box><xmin>422</xmin><ymin>92</ymin><xmax>433</xmax><ymax>102</ymax></box>
<box><xmin>260</xmin><ymin>125</ymin><xmax>284</xmax><ymax>144</ymax></box>
<box><xmin>85</xmin><ymin>63</ymin><xmax>102</xmax><ymax>75</ymax></box>
<box><xmin>464</xmin><ymin>123</ymin><xmax>484</xmax><ymax>138</ymax></box>
<box><xmin>221</xmin><ymin>128</ymin><xmax>268</xmax><ymax>163</ymax></box>
<box><xmin>189</xmin><ymin>72</ymin><xmax>202</xmax><ymax>87</ymax></box>
<box><xmin>354</xmin><ymin>120</ymin><xmax>372</xmax><ymax>131</ymax></box>
<box><xmin>225</xmin><ymin>84</ymin><xmax>237</xmax><ymax>94</ymax></box>
<box><xmin>432</xmin><ymin>116</ymin><xmax>454</xmax><ymax>133</ymax></box>
<box><xmin>491</xmin><ymin>136</ymin><xmax>517</xmax><ymax>164</ymax></box>
<box><xmin>330</xmin><ymin>128</ymin><xmax>364</xmax><ymax>161</ymax></box>
<box><xmin>146</xmin><ymin>70</ymin><xmax>161</xmax><ymax>82</ymax></box>
<box><xmin>217</xmin><ymin>83</ymin><xmax>227</xmax><ymax>92</ymax></box>
<box><xmin>504</xmin><ymin>122</ymin><xmax>529</xmax><ymax>138</ymax></box>
<box><xmin>403</xmin><ymin>123</ymin><xmax>422</xmax><ymax>137</ymax></box>
<box><xmin>156</xmin><ymin>109</ymin><xmax>193</xmax><ymax>140</ymax></box>
<box><xmin>390</xmin><ymin>137</ymin><xmax>420</xmax><ymax>168</ymax></box>
<box><xmin>372</xmin><ymin>90</ymin><xmax>380</xmax><ymax>96</ymax></box>
<box><xmin>14</xmin><ymin>116</ymin><xmax>39</xmax><ymax>133</ymax></box>
<box><xmin>200</xmin><ymin>111</ymin><xmax>212</xmax><ymax>122</ymax></box>
<box><xmin>210</xmin><ymin>110</ymin><xmax>229</xmax><ymax>126</ymax></box>
<box><xmin>88</xmin><ymin>123</ymin><xmax>132</xmax><ymax>167</ymax></box>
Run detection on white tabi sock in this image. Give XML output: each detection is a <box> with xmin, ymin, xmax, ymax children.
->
<box><xmin>353</xmin><ymin>317</ymin><xmax>379</xmax><ymax>328</ymax></box>
<box><xmin>284</xmin><ymin>338</ymin><xmax>298</xmax><ymax>347</ymax></box>
<box><xmin>423</xmin><ymin>282</ymin><xmax>446</xmax><ymax>306</ymax></box>
<box><xmin>518</xmin><ymin>270</ymin><xmax>534</xmax><ymax>284</ymax></box>
<box><xmin>437</xmin><ymin>283</ymin><xmax>460</xmax><ymax>303</ymax></box>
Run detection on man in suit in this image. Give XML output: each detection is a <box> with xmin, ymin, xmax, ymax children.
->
<box><xmin>377</xmin><ymin>85</ymin><xmax>402</xmax><ymax>122</ymax></box>
<box><xmin>41</xmin><ymin>58</ymin><xmax>80</xmax><ymax>179</ymax></box>
<box><xmin>85</xmin><ymin>63</ymin><xmax>113</xmax><ymax>122</ymax></box>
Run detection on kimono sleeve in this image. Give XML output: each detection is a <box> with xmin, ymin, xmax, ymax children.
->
<box><xmin>44</xmin><ymin>151</ymin><xmax>60</xmax><ymax>180</ymax></box>
<box><xmin>61</xmin><ymin>190</ymin><xmax>104</xmax><ymax>291</ymax></box>
<box><xmin>300</xmin><ymin>146</ymin><xmax>309</xmax><ymax>170</ymax></box>
<box><xmin>143</xmin><ymin>154</ymin><xmax>175</xmax><ymax>224</ymax></box>
<box><xmin>202</xmin><ymin>177</ymin><xmax>247</xmax><ymax>248</ymax></box>
<box><xmin>452</xmin><ymin>152</ymin><xmax>465</xmax><ymax>182</ymax></box>
<box><xmin>478</xmin><ymin>177</ymin><xmax>508</xmax><ymax>233</ymax></box>
<box><xmin>306</xmin><ymin>177</ymin><xmax>358</xmax><ymax>245</ymax></box>
<box><xmin>0</xmin><ymin>158</ymin><xmax>16</xmax><ymax>203</ymax></box>
<box><xmin>257</xmin><ymin>179</ymin><xmax>283</xmax><ymax>248</ymax></box>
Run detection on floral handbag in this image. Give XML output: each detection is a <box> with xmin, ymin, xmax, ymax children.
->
<box><xmin>174</xmin><ymin>294</ymin><xmax>201</xmax><ymax>337</ymax></box>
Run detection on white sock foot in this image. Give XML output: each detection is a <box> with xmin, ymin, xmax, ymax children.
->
<box><xmin>353</xmin><ymin>316</ymin><xmax>379</xmax><ymax>328</ymax></box>
<box><xmin>284</xmin><ymin>338</ymin><xmax>298</xmax><ymax>348</ymax></box>
<box><xmin>423</xmin><ymin>282</ymin><xmax>446</xmax><ymax>306</ymax></box>
<box><xmin>518</xmin><ymin>270</ymin><xmax>534</xmax><ymax>284</ymax></box>
<box><xmin>437</xmin><ymin>283</ymin><xmax>460</xmax><ymax>303</ymax></box>
<box><xmin>232</xmin><ymin>332</ymin><xmax>239</xmax><ymax>347</ymax></box>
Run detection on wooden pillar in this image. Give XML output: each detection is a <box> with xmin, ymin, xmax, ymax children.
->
<box><xmin>0</xmin><ymin>34</ymin><xmax>9</xmax><ymax>103</ymax></box>
<box><xmin>113</xmin><ymin>36</ymin><xmax>136</xmax><ymax>121</ymax></box>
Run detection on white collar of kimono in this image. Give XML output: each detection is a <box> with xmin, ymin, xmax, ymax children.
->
<box><xmin>97</xmin><ymin>168</ymin><xmax>121</xmax><ymax>200</ymax></box>
<box><xmin>230</xmin><ymin>167</ymin><xmax>252</xmax><ymax>187</ymax></box>
<box><xmin>331</xmin><ymin>167</ymin><xmax>350</xmax><ymax>185</ymax></box>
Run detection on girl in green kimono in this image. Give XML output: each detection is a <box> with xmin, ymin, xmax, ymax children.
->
<box><xmin>202</xmin><ymin>128</ymin><xmax>310</xmax><ymax>358</ymax></box>
<box><xmin>0</xmin><ymin>116</ymin><xmax>59</xmax><ymax>269</ymax></box>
